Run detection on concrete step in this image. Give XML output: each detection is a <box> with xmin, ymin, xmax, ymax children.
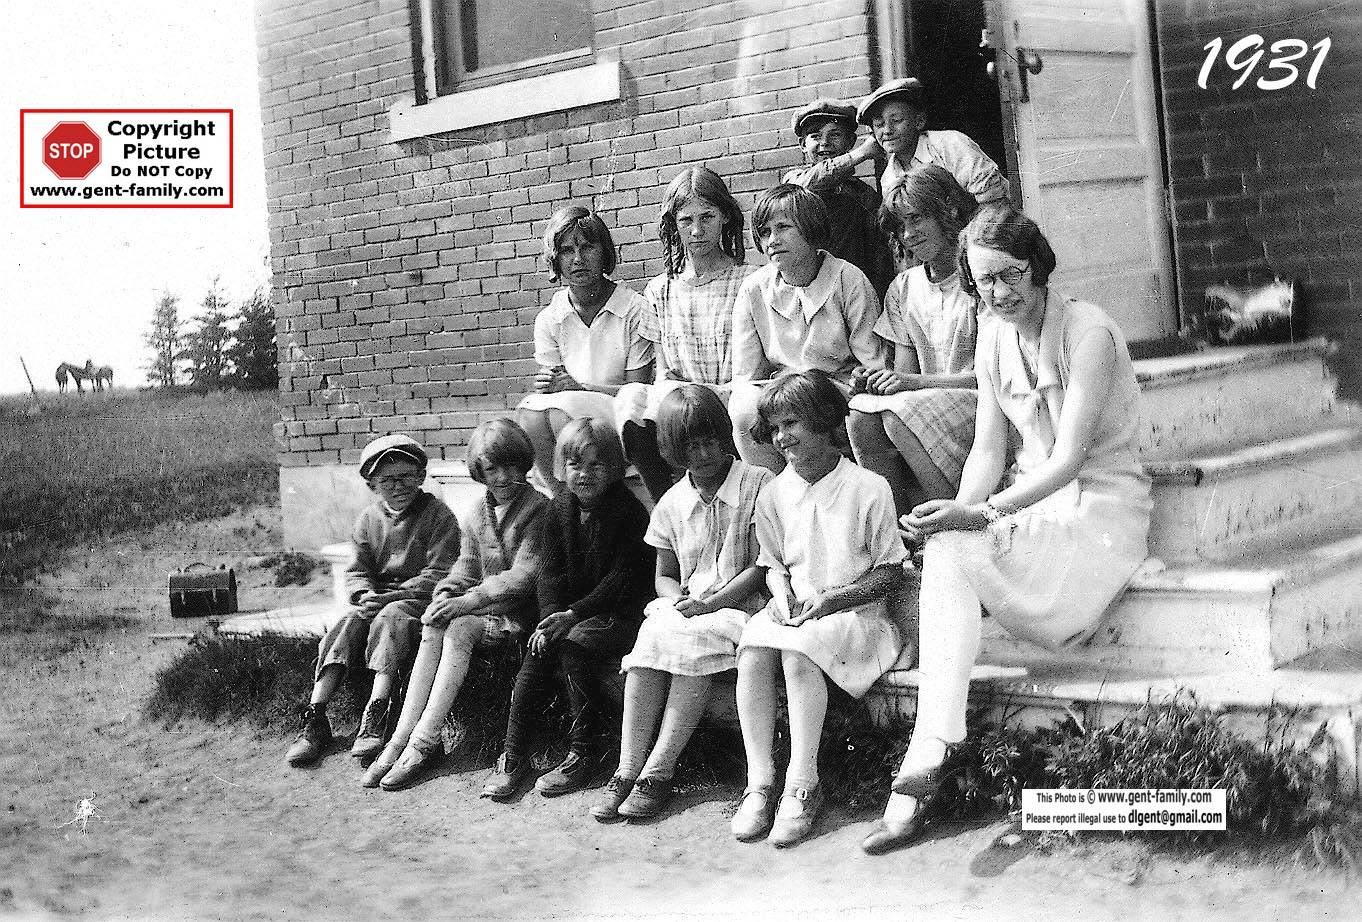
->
<box><xmin>868</xmin><ymin>661</ymin><xmax>1362</xmax><ymax>797</ymax></box>
<box><xmin>1135</xmin><ymin>337</ymin><xmax>1355</xmax><ymax>460</ymax></box>
<box><xmin>1145</xmin><ymin>426</ymin><xmax>1362</xmax><ymax>564</ymax></box>
<box><xmin>975</xmin><ymin>528</ymin><xmax>1362</xmax><ymax>674</ymax></box>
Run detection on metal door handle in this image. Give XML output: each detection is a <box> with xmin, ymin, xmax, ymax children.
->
<box><xmin>1016</xmin><ymin>48</ymin><xmax>1044</xmax><ymax>102</ymax></box>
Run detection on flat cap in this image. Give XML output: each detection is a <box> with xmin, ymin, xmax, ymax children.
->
<box><xmin>358</xmin><ymin>433</ymin><xmax>428</xmax><ymax>479</ymax></box>
<box><xmin>792</xmin><ymin>98</ymin><xmax>858</xmax><ymax>137</ymax></box>
<box><xmin>856</xmin><ymin>77</ymin><xmax>925</xmax><ymax>125</ymax></box>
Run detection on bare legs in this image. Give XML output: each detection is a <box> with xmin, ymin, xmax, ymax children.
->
<box><xmin>617</xmin><ymin>668</ymin><xmax>713</xmax><ymax>781</ymax></box>
<box><xmin>621</xmin><ymin>421</ymin><xmax>678</xmax><ymax>504</ymax></box>
<box><xmin>729</xmin><ymin>383</ymin><xmax>784</xmax><ymax>474</ymax></box>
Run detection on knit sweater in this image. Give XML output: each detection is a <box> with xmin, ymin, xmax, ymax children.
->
<box><xmin>435</xmin><ymin>487</ymin><xmax>548</xmax><ymax>632</ymax></box>
<box><xmin>343</xmin><ymin>491</ymin><xmax>461</xmax><ymax>604</ymax></box>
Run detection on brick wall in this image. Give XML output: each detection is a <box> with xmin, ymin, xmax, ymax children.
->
<box><xmin>1155</xmin><ymin>0</ymin><xmax>1362</xmax><ymax>396</ymax></box>
<box><xmin>255</xmin><ymin>0</ymin><xmax>877</xmax><ymax>469</ymax></box>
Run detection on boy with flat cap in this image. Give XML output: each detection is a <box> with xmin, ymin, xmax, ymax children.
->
<box><xmin>782</xmin><ymin>98</ymin><xmax>896</xmax><ymax>299</ymax></box>
<box><xmin>286</xmin><ymin>433</ymin><xmax>461</xmax><ymax>768</ymax></box>
<box><xmin>857</xmin><ymin>77</ymin><xmax>1007</xmax><ymax>206</ymax></box>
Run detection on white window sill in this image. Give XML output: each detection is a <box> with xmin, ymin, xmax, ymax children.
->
<box><xmin>388</xmin><ymin>59</ymin><xmax>621</xmax><ymax>142</ymax></box>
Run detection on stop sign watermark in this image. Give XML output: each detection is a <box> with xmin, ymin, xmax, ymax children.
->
<box><xmin>42</xmin><ymin>122</ymin><xmax>101</xmax><ymax>179</ymax></box>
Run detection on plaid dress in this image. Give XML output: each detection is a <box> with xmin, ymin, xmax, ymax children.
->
<box><xmin>614</xmin><ymin>264</ymin><xmax>751</xmax><ymax>430</ymax></box>
<box><xmin>621</xmin><ymin>459</ymin><xmax>772</xmax><ymax>676</ymax></box>
<box><xmin>849</xmin><ymin>266</ymin><xmax>980</xmax><ymax>488</ymax></box>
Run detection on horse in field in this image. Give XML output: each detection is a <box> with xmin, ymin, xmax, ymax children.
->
<box><xmin>55</xmin><ymin>361</ymin><xmax>96</xmax><ymax>394</ymax></box>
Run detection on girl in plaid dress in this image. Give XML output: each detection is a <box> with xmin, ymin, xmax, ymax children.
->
<box><xmin>614</xmin><ymin>167</ymin><xmax>752</xmax><ymax>502</ymax></box>
<box><xmin>593</xmin><ymin>385</ymin><xmax>772</xmax><ymax>822</ymax></box>
<box><xmin>848</xmin><ymin>164</ymin><xmax>981</xmax><ymax>516</ymax></box>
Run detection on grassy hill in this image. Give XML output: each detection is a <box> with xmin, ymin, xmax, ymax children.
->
<box><xmin>0</xmin><ymin>388</ymin><xmax>279</xmax><ymax>585</ymax></box>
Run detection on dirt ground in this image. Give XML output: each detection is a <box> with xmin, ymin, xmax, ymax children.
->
<box><xmin>2</xmin><ymin>507</ymin><xmax>1359</xmax><ymax>921</ymax></box>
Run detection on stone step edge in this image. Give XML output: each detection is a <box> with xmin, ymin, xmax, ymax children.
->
<box><xmin>1133</xmin><ymin>336</ymin><xmax>1333</xmax><ymax>391</ymax></box>
<box><xmin>1146</xmin><ymin>425</ymin><xmax>1362</xmax><ymax>485</ymax></box>
<box><xmin>1131</xmin><ymin>529</ymin><xmax>1362</xmax><ymax>595</ymax></box>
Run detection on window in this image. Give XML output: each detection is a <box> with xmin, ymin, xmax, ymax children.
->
<box><xmin>391</xmin><ymin>0</ymin><xmax>618</xmax><ymax>140</ymax></box>
<box><xmin>433</xmin><ymin>0</ymin><xmax>594</xmax><ymax>94</ymax></box>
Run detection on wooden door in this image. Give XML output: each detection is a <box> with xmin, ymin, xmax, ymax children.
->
<box><xmin>989</xmin><ymin>0</ymin><xmax>1176</xmax><ymax>340</ymax></box>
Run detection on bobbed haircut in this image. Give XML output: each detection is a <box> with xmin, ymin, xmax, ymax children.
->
<box><xmin>751</xmin><ymin>184</ymin><xmax>830</xmax><ymax>255</ymax></box>
<box><xmin>655</xmin><ymin>384</ymin><xmax>737</xmax><ymax>469</ymax></box>
<box><xmin>658</xmin><ymin>167</ymin><xmax>746</xmax><ymax>276</ymax></box>
<box><xmin>465</xmin><ymin>418</ymin><xmax>535</xmax><ymax>484</ymax></box>
<box><xmin>554</xmin><ymin>416</ymin><xmax>627</xmax><ymax>485</ymax></box>
<box><xmin>879</xmin><ymin>163</ymin><xmax>978</xmax><ymax>264</ymax></box>
<box><xmin>542</xmin><ymin>205</ymin><xmax>618</xmax><ymax>282</ymax></box>
<box><xmin>956</xmin><ymin>203</ymin><xmax>1058</xmax><ymax>297</ymax></box>
<box><xmin>750</xmin><ymin>369</ymin><xmax>849</xmax><ymax>445</ymax></box>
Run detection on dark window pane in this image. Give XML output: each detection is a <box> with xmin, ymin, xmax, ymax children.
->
<box><xmin>460</xmin><ymin>0</ymin><xmax>592</xmax><ymax>72</ymax></box>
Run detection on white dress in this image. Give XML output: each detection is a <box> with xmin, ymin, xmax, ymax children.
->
<box><xmin>517</xmin><ymin>283</ymin><xmax>654</xmax><ymax>422</ymax></box>
<box><xmin>621</xmin><ymin>460</ymin><xmax>772</xmax><ymax>676</ymax></box>
<box><xmin>927</xmin><ymin>291</ymin><xmax>1152</xmax><ymax>649</ymax></box>
<box><xmin>738</xmin><ymin>457</ymin><xmax>908</xmax><ymax>697</ymax></box>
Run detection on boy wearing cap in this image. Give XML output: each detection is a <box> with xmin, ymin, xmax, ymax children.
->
<box><xmin>286</xmin><ymin>434</ymin><xmax>461</xmax><ymax>768</ymax></box>
<box><xmin>857</xmin><ymin>77</ymin><xmax>1007</xmax><ymax>207</ymax></box>
<box><xmin>782</xmin><ymin>99</ymin><xmax>896</xmax><ymax>300</ymax></box>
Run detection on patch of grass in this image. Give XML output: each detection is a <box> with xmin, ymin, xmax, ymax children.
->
<box><xmin>261</xmin><ymin>551</ymin><xmax>320</xmax><ymax>587</ymax></box>
<box><xmin>0</xmin><ymin>588</ymin><xmax>139</xmax><ymax>665</ymax></box>
<box><xmin>0</xmin><ymin>389</ymin><xmax>279</xmax><ymax>586</ymax></box>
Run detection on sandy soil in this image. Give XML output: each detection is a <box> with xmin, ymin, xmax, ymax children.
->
<box><xmin>2</xmin><ymin>508</ymin><xmax>1358</xmax><ymax>921</ymax></box>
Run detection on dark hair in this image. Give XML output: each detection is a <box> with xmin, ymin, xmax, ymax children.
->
<box><xmin>750</xmin><ymin>370</ymin><xmax>848</xmax><ymax>444</ymax></box>
<box><xmin>751</xmin><ymin>184</ymin><xmax>830</xmax><ymax>254</ymax></box>
<box><xmin>655</xmin><ymin>385</ymin><xmax>737</xmax><ymax>469</ymax></box>
<box><xmin>542</xmin><ymin>206</ymin><xmax>618</xmax><ymax>282</ymax></box>
<box><xmin>879</xmin><ymin>163</ymin><xmax>978</xmax><ymax>264</ymax></box>
<box><xmin>658</xmin><ymin>167</ymin><xmax>746</xmax><ymax>276</ymax></box>
<box><xmin>554</xmin><ymin>416</ymin><xmax>626</xmax><ymax>484</ymax></box>
<box><xmin>466</xmin><ymin>418</ymin><xmax>535</xmax><ymax>484</ymax></box>
<box><xmin>957</xmin><ymin>203</ymin><xmax>1058</xmax><ymax>296</ymax></box>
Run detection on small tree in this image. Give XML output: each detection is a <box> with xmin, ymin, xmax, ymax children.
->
<box><xmin>183</xmin><ymin>281</ymin><xmax>233</xmax><ymax>390</ymax></box>
<box><xmin>143</xmin><ymin>291</ymin><xmax>183</xmax><ymax>387</ymax></box>
<box><xmin>226</xmin><ymin>288</ymin><xmax>278</xmax><ymax>389</ymax></box>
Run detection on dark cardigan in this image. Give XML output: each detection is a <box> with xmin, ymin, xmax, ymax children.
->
<box><xmin>536</xmin><ymin>480</ymin><xmax>655</xmax><ymax>627</ymax></box>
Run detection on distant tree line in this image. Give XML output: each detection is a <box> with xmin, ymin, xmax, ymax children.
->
<box><xmin>143</xmin><ymin>282</ymin><xmax>278</xmax><ymax>390</ymax></box>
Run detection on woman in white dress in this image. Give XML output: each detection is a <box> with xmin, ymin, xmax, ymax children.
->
<box><xmin>861</xmin><ymin>204</ymin><xmax>1152</xmax><ymax>855</ymax></box>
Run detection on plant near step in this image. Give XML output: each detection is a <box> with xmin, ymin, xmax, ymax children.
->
<box><xmin>260</xmin><ymin>550</ymin><xmax>320</xmax><ymax>587</ymax></box>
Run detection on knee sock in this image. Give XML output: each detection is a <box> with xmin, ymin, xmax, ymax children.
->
<box><xmin>736</xmin><ymin>649</ymin><xmax>779</xmax><ymax>788</ymax></box>
<box><xmin>408</xmin><ymin>617</ymin><xmax>482</xmax><ymax>750</ymax></box>
<box><xmin>503</xmin><ymin>647</ymin><xmax>557</xmax><ymax>761</ymax></box>
<box><xmin>617</xmin><ymin>668</ymin><xmax>667</xmax><ymax>779</ymax></box>
<box><xmin>384</xmin><ymin>624</ymin><xmax>445</xmax><ymax>754</ymax></box>
<box><xmin>639</xmin><ymin>674</ymin><xmax>712</xmax><ymax>780</ymax></box>
<box><xmin>782</xmin><ymin>653</ymin><xmax>827</xmax><ymax>791</ymax></box>
<box><xmin>560</xmin><ymin>640</ymin><xmax>606</xmax><ymax>753</ymax></box>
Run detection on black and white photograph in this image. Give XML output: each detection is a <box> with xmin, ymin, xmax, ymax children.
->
<box><xmin>4</xmin><ymin>1</ymin><xmax>1362</xmax><ymax>919</ymax></box>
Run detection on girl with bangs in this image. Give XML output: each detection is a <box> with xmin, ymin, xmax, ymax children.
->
<box><xmin>848</xmin><ymin>163</ymin><xmax>982</xmax><ymax>516</ymax></box>
<box><xmin>361</xmin><ymin>419</ymin><xmax>548</xmax><ymax>791</ymax></box>
<box><xmin>729</xmin><ymin>184</ymin><xmax>886</xmax><ymax>473</ymax></box>
<box><xmin>731</xmin><ymin>371</ymin><xmax>907</xmax><ymax>849</ymax></box>
<box><xmin>594</xmin><ymin>385</ymin><xmax>772</xmax><ymax>823</ymax></box>
<box><xmin>518</xmin><ymin>206</ymin><xmax>655</xmax><ymax>496</ymax></box>
<box><xmin>614</xmin><ymin>166</ymin><xmax>752</xmax><ymax>502</ymax></box>
<box><xmin>483</xmin><ymin>417</ymin><xmax>654</xmax><ymax>802</ymax></box>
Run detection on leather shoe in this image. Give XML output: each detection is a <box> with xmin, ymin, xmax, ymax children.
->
<box><xmin>769</xmin><ymin>783</ymin><xmax>823</xmax><ymax>848</ymax></box>
<box><xmin>481</xmin><ymin>753</ymin><xmax>529</xmax><ymax>800</ymax></box>
<box><xmin>731</xmin><ymin>785</ymin><xmax>776</xmax><ymax>842</ymax></box>
<box><xmin>535</xmin><ymin>750</ymin><xmax>598</xmax><ymax>797</ymax></box>
<box><xmin>618</xmin><ymin>775</ymin><xmax>673</xmax><ymax>820</ymax></box>
<box><xmin>350</xmin><ymin>697</ymin><xmax>393</xmax><ymax>760</ymax></box>
<box><xmin>861</xmin><ymin>805</ymin><xmax>928</xmax><ymax>856</ymax></box>
<box><xmin>379</xmin><ymin>740</ymin><xmax>441</xmax><ymax>791</ymax></box>
<box><xmin>360</xmin><ymin>744</ymin><xmax>400</xmax><ymax>788</ymax></box>
<box><xmin>590</xmin><ymin>775</ymin><xmax>635</xmax><ymax>823</ymax></box>
<box><xmin>286</xmin><ymin>704</ymin><xmax>332</xmax><ymax>767</ymax></box>
<box><xmin>890</xmin><ymin>741</ymin><xmax>966</xmax><ymax>798</ymax></box>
